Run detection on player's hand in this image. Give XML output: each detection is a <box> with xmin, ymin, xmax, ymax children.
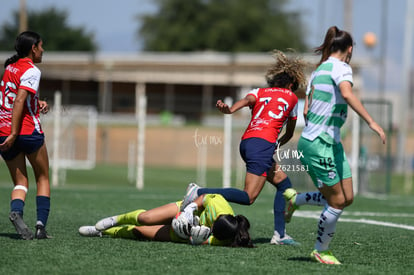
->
<box><xmin>172</xmin><ymin>213</ymin><xmax>191</xmax><ymax>240</ymax></box>
<box><xmin>172</xmin><ymin>202</ymin><xmax>198</xmax><ymax>239</ymax></box>
<box><xmin>190</xmin><ymin>225</ymin><xmax>210</xmax><ymax>245</ymax></box>
<box><xmin>0</xmin><ymin>134</ymin><xmax>17</xmax><ymax>152</ymax></box>
<box><xmin>216</xmin><ymin>100</ymin><xmax>232</xmax><ymax>114</ymax></box>
<box><xmin>369</xmin><ymin>121</ymin><xmax>386</xmax><ymax>144</ymax></box>
<box><xmin>39</xmin><ymin>100</ymin><xmax>49</xmax><ymax>114</ymax></box>
<box><xmin>182</xmin><ymin>202</ymin><xmax>198</xmax><ymax>225</ymax></box>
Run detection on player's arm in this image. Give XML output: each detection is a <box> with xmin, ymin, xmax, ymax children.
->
<box><xmin>303</xmin><ymin>95</ymin><xmax>308</xmax><ymax>124</ymax></box>
<box><xmin>216</xmin><ymin>95</ymin><xmax>256</xmax><ymax>114</ymax></box>
<box><xmin>277</xmin><ymin>119</ymin><xmax>296</xmax><ymax>147</ymax></box>
<box><xmin>339</xmin><ymin>81</ymin><xmax>386</xmax><ymax>144</ymax></box>
<box><xmin>0</xmin><ymin>88</ymin><xmax>28</xmax><ymax>150</ymax></box>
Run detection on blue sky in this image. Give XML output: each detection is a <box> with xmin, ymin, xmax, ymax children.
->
<box><xmin>0</xmin><ymin>0</ymin><xmax>155</xmax><ymax>52</ymax></box>
<box><xmin>0</xmin><ymin>0</ymin><xmax>411</xmax><ymax>92</ymax></box>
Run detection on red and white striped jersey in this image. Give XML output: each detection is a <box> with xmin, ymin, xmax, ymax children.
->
<box><xmin>0</xmin><ymin>57</ymin><xmax>42</xmax><ymax>136</ymax></box>
<box><xmin>241</xmin><ymin>87</ymin><xmax>298</xmax><ymax>143</ymax></box>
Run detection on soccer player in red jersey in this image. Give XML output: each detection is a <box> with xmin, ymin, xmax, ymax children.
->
<box><xmin>182</xmin><ymin>51</ymin><xmax>307</xmax><ymax>245</ymax></box>
<box><xmin>0</xmin><ymin>31</ymin><xmax>51</xmax><ymax>240</ymax></box>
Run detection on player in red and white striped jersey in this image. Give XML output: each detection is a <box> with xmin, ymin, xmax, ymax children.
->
<box><xmin>182</xmin><ymin>51</ymin><xmax>307</xmax><ymax>245</ymax></box>
<box><xmin>0</xmin><ymin>31</ymin><xmax>51</xmax><ymax>240</ymax></box>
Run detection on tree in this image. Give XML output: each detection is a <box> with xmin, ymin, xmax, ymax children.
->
<box><xmin>138</xmin><ymin>0</ymin><xmax>307</xmax><ymax>52</ymax></box>
<box><xmin>0</xmin><ymin>7</ymin><xmax>97</xmax><ymax>52</ymax></box>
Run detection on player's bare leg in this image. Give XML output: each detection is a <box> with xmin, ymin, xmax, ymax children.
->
<box><xmin>138</xmin><ymin>203</ymin><xmax>179</xmax><ymax>225</ymax></box>
<box><xmin>243</xmin><ymin>172</ymin><xmax>267</xmax><ymax>204</ymax></box>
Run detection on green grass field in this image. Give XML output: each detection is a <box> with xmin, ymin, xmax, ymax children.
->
<box><xmin>0</xmin><ymin>165</ymin><xmax>413</xmax><ymax>274</ymax></box>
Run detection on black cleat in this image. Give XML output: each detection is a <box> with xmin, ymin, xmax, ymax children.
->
<box><xmin>9</xmin><ymin>211</ymin><xmax>34</xmax><ymax>240</ymax></box>
<box><xmin>35</xmin><ymin>224</ymin><xmax>52</xmax><ymax>239</ymax></box>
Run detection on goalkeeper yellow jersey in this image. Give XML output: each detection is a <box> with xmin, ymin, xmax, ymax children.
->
<box><xmin>174</xmin><ymin>194</ymin><xmax>235</xmax><ymax>245</ymax></box>
<box><xmin>197</xmin><ymin>194</ymin><xmax>234</xmax><ymax>227</ymax></box>
<box><xmin>196</xmin><ymin>194</ymin><xmax>235</xmax><ymax>246</ymax></box>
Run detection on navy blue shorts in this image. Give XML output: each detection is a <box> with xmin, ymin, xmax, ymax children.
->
<box><xmin>0</xmin><ymin>132</ymin><xmax>45</xmax><ymax>161</ymax></box>
<box><xmin>239</xmin><ymin>137</ymin><xmax>275</xmax><ymax>177</ymax></box>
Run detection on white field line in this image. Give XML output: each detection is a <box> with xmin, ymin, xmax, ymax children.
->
<box><xmin>293</xmin><ymin>210</ymin><xmax>414</xmax><ymax>231</ymax></box>
<box><xmin>342</xmin><ymin>211</ymin><xmax>414</xmax><ymax>218</ymax></box>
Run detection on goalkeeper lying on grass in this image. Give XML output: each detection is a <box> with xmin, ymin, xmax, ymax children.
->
<box><xmin>79</xmin><ymin>194</ymin><xmax>253</xmax><ymax>247</ymax></box>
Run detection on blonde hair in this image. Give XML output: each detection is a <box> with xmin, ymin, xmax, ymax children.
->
<box><xmin>265</xmin><ymin>50</ymin><xmax>307</xmax><ymax>91</ymax></box>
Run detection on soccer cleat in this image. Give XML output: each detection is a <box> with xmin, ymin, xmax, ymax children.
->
<box><xmin>9</xmin><ymin>211</ymin><xmax>34</xmax><ymax>240</ymax></box>
<box><xmin>95</xmin><ymin>215</ymin><xmax>118</xmax><ymax>231</ymax></box>
<box><xmin>270</xmin><ymin>233</ymin><xmax>300</xmax><ymax>246</ymax></box>
<box><xmin>180</xmin><ymin>183</ymin><xmax>200</xmax><ymax>211</ymax></box>
<box><xmin>310</xmin><ymin>249</ymin><xmax>341</xmax><ymax>265</ymax></box>
<box><xmin>35</xmin><ymin>224</ymin><xmax>52</xmax><ymax>239</ymax></box>
<box><xmin>283</xmin><ymin>188</ymin><xmax>299</xmax><ymax>223</ymax></box>
<box><xmin>79</xmin><ymin>226</ymin><xmax>102</xmax><ymax>237</ymax></box>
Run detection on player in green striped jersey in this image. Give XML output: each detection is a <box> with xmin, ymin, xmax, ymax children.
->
<box><xmin>285</xmin><ymin>26</ymin><xmax>386</xmax><ymax>265</ymax></box>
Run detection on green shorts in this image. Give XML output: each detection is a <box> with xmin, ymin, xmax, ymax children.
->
<box><xmin>298</xmin><ymin>136</ymin><xmax>352</xmax><ymax>188</ymax></box>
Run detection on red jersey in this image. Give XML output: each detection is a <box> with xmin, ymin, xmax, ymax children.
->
<box><xmin>241</xmin><ymin>87</ymin><xmax>298</xmax><ymax>143</ymax></box>
<box><xmin>0</xmin><ymin>57</ymin><xmax>42</xmax><ymax>136</ymax></box>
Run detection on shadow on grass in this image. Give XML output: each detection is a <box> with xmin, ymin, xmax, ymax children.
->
<box><xmin>288</xmin><ymin>256</ymin><xmax>313</xmax><ymax>263</ymax></box>
<box><xmin>0</xmin><ymin>232</ymin><xmax>24</xmax><ymax>240</ymax></box>
<box><xmin>252</xmin><ymin>237</ymin><xmax>270</xmax><ymax>244</ymax></box>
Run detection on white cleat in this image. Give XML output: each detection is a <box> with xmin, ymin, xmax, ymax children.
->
<box><xmin>95</xmin><ymin>216</ymin><xmax>118</xmax><ymax>231</ymax></box>
<box><xmin>180</xmin><ymin>183</ymin><xmax>200</xmax><ymax>211</ymax></box>
<box><xmin>79</xmin><ymin>226</ymin><xmax>102</xmax><ymax>237</ymax></box>
<box><xmin>270</xmin><ymin>233</ymin><xmax>300</xmax><ymax>246</ymax></box>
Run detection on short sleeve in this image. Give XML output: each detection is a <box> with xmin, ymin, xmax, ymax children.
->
<box><xmin>20</xmin><ymin>67</ymin><xmax>41</xmax><ymax>94</ymax></box>
<box><xmin>246</xmin><ymin>88</ymin><xmax>260</xmax><ymax>99</ymax></box>
<box><xmin>289</xmin><ymin>103</ymin><xmax>298</xmax><ymax>120</ymax></box>
<box><xmin>332</xmin><ymin>63</ymin><xmax>353</xmax><ymax>87</ymax></box>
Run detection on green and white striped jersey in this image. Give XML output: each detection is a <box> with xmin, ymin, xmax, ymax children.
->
<box><xmin>302</xmin><ymin>57</ymin><xmax>353</xmax><ymax>144</ymax></box>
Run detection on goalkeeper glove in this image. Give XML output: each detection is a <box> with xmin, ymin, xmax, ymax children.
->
<box><xmin>182</xmin><ymin>202</ymin><xmax>198</xmax><ymax>225</ymax></box>
<box><xmin>172</xmin><ymin>213</ymin><xmax>191</xmax><ymax>239</ymax></box>
<box><xmin>190</xmin><ymin>225</ymin><xmax>211</xmax><ymax>245</ymax></box>
<box><xmin>171</xmin><ymin>202</ymin><xmax>198</xmax><ymax>240</ymax></box>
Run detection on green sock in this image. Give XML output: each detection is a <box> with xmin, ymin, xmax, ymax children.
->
<box><xmin>103</xmin><ymin>225</ymin><xmax>137</xmax><ymax>239</ymax></box>
<box><xmin>117</xmin><ymin>209</ymin><xmax>146</xmax><ymax>225</ymax></box>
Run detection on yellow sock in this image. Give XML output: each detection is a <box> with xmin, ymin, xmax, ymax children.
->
<box><xmin>103</xmin><ymin>225</ymin><xmax>137</xmax><ymax>239</ymax></box>
<box><xmin>116</xmin><ymin>209</ymin><xmax>146</xmax><ymax>226</ymax></box>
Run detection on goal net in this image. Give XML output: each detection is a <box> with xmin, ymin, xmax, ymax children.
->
<box><xmin>41</xmin><ymin>92</ymin><xmax>97</xmax><ymax>186</ymax></box>
<box><xmin>358</xmin><ymin>100</ymin><xmax>392</xmax><ymax>194</ymax></box>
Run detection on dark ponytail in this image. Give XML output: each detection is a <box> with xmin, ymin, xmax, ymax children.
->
<box><xmin>230</xmin><ymin>215</ymin><xmax>254</xmax><ymax>248</ymax></box>
<box><xmin>315</xmin><ymin>26</ymin><xmax>354</xmax><ymax>66</ymax></box>
<box><xmin>4</xmin><ymin>31</ymin><xmax>42</xmax><ymax>68</ymax></box>
<box><xmin>211</xmin><ymin>214</ymin><xmax>254</xmax><ymax>248</ymax></box>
